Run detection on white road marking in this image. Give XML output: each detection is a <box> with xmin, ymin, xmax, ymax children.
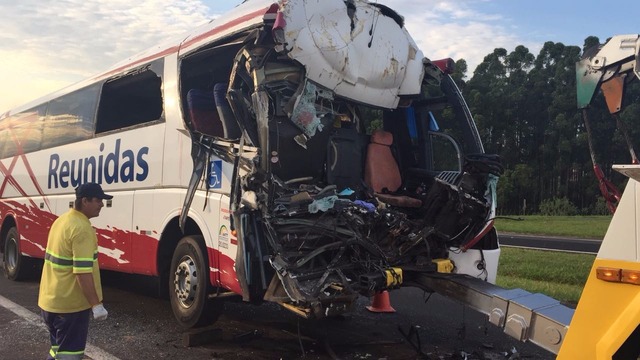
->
<box><xmin>0</xmin><ymin>294</ymin><xmax>121</xmax><ymax>360</ymax></box>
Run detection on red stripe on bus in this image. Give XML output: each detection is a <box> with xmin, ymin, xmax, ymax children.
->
<box><xmin>0</xmin><ymin>127</ymin><xmax>50</xmax><ymax>209</ymax></box>
<box><xmin>180</xmin><ymin>7</ymin><xmax>270</xmax><ymax>50</ymax></box>
<box><xmin>0</xmin><ymin>161</ymin><xmax>36</xmax><ymax>208</ymax></box>
<box><xmin>20</xmin><ymin>152</ymin><xmax>51</xmax><ymax>211</ymax></box>
<box><xmin>0</xmin><ymin>156</ymin><xmax>19</xmax><ymax>195</ymax></box>
<box><xmin>94</xmin><ymin>45</ymin><xmax>181</xmax><ymax>80</ymax></box>
<box><xmin>208</xmin><ymin>247</ymin><xmax>241</xmax><ymax>294</ymax></box>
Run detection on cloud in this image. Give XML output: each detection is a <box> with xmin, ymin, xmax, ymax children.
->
<box><xmin>0</xmin><ymin>0</ymin><xmax>543</xmax><ymax>112</ymax></box>
<box><xmin>380</xmin><ymin>0</ymin><xmax>541</xmax><ymax>77</ymax></box>
<box><xmin>0</xmin><ymin>0</ymin><xmax>213</xmax><ymax>112</ymax></box>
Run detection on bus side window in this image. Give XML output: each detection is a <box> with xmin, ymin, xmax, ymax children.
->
<box><xmin>43</xmin><ymin>84</ymin><xmax>100</xmax><ymax>149</ymax></box>
<box><xmin>96</xmin><ymin>60</ymin><xmax>164</xmax><ymax>134</ymax></box>
<box><xmin>0</xmin><ymin>106</ymin><xmax>46</xmax><ymax>158</ymax></box>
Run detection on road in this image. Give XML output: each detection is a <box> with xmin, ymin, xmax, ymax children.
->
<box><xmin>0</xmin><ymin>265</ymin><xmax>554</xmax><ymax>360</ymax></box>
<box><xmin>499</xmin><ymin>233</ymin><xmax>601</xmax><ymax>254</ymax></box>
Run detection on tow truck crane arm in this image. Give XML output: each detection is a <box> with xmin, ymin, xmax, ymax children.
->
<box><xmin>576</xmin><ymin>34</ymin><xmax>640</xmax><ymax>112</ymax></box>
<box><xmin>576</xmin><ymin>34</ymin><xmax>640</xmax><ymax>213</ymax></box>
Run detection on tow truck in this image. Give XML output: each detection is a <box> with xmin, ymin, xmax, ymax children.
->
<box><xmin>557</xmin><ymin>34</ymin><xmax>640</xmax><ymax>359</ymax></box>
<box><xmin>410</xmin><ymin>35</ymin><xmax>640</xmax><ymax>359</ymax></box>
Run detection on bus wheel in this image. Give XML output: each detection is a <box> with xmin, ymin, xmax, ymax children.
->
<box><xmin>169</xmin><ymin>235</ymin><xmax>222</xmax><ymax>328</ymax></box>
<box><xmin>3</xmin><ymin>227</ymin><xmax>31</xmax><ymax>281</ymax></box>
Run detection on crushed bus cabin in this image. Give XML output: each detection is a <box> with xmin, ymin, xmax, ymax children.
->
<box><xmin>0</xmin><ymin>0</ymin><xmax>502</xmax><ymax>329</ymax></box>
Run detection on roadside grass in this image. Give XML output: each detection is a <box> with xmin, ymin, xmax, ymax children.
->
<box><xmin>495</xmin><ymin>215</ymin><xmax>611</xmax><ymax>239</ymax></box>
<box><xmin>496</xmin><ymin>247</ymin><xmax>595</xmax><ymax>306</ymax></box>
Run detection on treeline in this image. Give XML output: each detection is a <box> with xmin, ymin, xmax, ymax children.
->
<box><xmin>452</xmin><ymin>36</ymin><xmax>640</xmax><ymax>215</ymax></box>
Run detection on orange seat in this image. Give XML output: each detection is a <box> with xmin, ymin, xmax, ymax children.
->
<box><xmin>365</xmin><ymin>130</ymin><xmax>421</xmax><ymax>208</ymax></box>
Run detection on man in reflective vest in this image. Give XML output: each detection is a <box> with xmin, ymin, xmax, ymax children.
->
<box><xmin>38</xmin><ymin>183</ymin><xmax>112</xmax><ymax>360</ymax></box>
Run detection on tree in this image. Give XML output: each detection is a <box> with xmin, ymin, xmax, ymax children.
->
<box><xmin>460</xmin><ymin>35</ymin><xmax>640</xmax><ymax>214</ymax></box>
<box><xmin>451</xmin><ymin>59</ymin><xmax>468</xmax><ymax>89</ymax></box>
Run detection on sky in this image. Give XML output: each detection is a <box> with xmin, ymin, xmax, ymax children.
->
<box><xmin>0</xmin><ymin>0</ymin><xmax>638</xmax><ymax>113</ymax></box>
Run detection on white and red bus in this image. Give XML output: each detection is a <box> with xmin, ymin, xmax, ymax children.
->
<box><xmin>0</xmin><ymin>0</ymin><xmax>501</xmax><ymax>328</ymax></box>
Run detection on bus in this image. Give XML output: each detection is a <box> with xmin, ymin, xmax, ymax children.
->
<box><xmin>0</xmin><ymin>0</ymin><xmax>502</xmax><ymax>328</ymax></box>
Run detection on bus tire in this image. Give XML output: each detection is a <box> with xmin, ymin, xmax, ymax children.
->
<box><xmin>169</xmin><ymin>235</ymin><xmax>222</xmax><ymax>328</ymax></box>
<box><xmin>3</xmin><ymin>227</ymin><xmax>32</xmax><ymax>281</ymax></box>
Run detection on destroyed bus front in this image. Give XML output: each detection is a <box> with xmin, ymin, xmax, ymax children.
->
<box><xmin>179</xmin><ymin>0</ymin><xmax>501</xmax><ymax>320</ymax></box>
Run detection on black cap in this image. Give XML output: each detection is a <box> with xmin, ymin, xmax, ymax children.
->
<box><xmin>75</xmin><ymin>183</ymin><xmax>113</xmax><ymax>200</ymax></box>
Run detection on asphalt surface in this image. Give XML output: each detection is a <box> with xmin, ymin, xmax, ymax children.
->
<box><xmin>0</xmin><ymin>233</ymin><xmax>588</xmax><ymax>360</ymax></box>
<box><xmin>0</xmin><ymin>269</ymin><xmax>555</xmax><ymax>360</ymax></box>
<box><xmin>498</xmin><ymin>233</ymin><xmax>602</xmax><ymax>254</ymax></box>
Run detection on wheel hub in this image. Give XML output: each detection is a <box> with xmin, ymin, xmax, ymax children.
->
<box><xmin>173</xmin><ymin>256</ymin><xmax>198</xmax><ymax>308</ymax></box>
<box><xmin>5</xmin><ymin>238</ymin><xmax>17</xmax><ymax>272</ymax></box>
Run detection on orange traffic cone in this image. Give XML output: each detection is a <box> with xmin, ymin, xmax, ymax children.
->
<box><xmin>366</xmin><ymin>290</ymin><xmax>396</xmax><ymax>313</ymax></box>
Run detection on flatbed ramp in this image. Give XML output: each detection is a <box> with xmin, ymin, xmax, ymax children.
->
<box><xmin>405</xmin><ymin>272</ymin><xmax>575</xmax><ymax>354</ymax></box>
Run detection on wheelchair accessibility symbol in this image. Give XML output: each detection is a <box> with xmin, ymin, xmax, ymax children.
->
<box><xmin>208</xmin><ymin>160</ymin><xmax>222</xmax><ymax>189</ymax></box>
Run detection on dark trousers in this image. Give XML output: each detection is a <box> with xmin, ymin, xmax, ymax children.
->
<box><xmin>41</xmin><ymin>308</ymin><xmax>90</xmax><ymax>360</ymax></box>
